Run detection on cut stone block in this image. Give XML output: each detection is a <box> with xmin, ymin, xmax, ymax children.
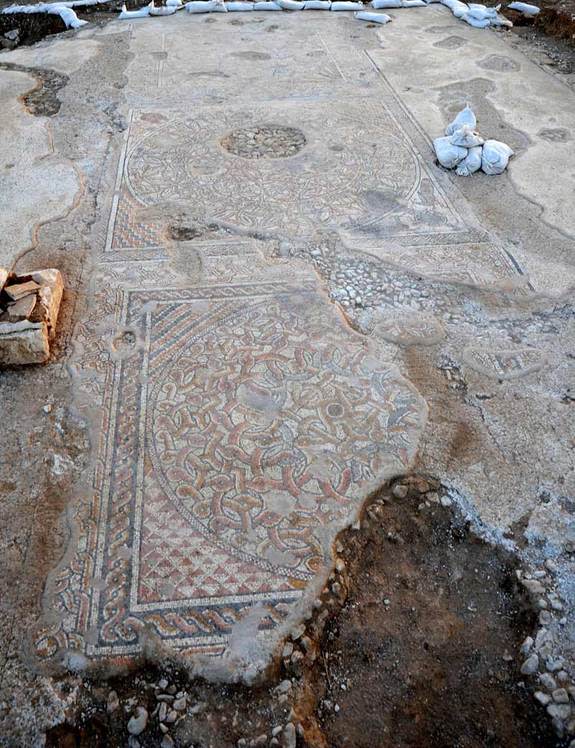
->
<box><xmin>0</xmin><ymin>268</ymin><xmax>63</xmax><ymax>365</ymax></box>
<box><xmin>4</xmin><ymin>279</ymin><xmax>40</xmax><ymax>301</ymax></box>
<box><xmin>2</xmin><ymin>294</ymin><xmax>37</xmax><ymax>322</ymax></box>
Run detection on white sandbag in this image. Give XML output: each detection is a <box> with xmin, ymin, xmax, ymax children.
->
<box><xmin>2</xmin><ymin>2</ymin><xmax>88</xmax><ymax>26</ymax></box>
<box><xmin>149</xmin><ymin>0</ymin><xmax>177</xmax><ymax>13</ymax></box>
<box><xmin>508</xmin><ymin>0</ymin><xmax>539</xmax><ymax>13</ymax></box>
<box><xmin>226</xmin><ymin>1</ymin><xmax>253</xmax><ymax>8</ymax></box>
<box><xmin>255</xmin><ymin>0</ymin><xmax>281</xmax><ymax>6</ymax></box>
<box><xmin>166</xmin><ymin>0</ymin><xmax>182</xmax><ymax>6</ymax></box>
<box><xmin>450</xmin><ymin>125</ymin><xmax>484</xmax><ymax>148</ymax></box>
<box><xmin>462</xmin><ymin>11</ymin><xmax>490</xmax><ymax>24</ymax></box>
<box><xmin>451</xmin><ymin>2</ymin><xmax>468</xmax><ymax>16</ymax></box>
<box><xmin>186</xmin><ymin>0</ymin><xmax>227</xmax><ymax>10</ymax></box>
<box><xmin>51</xmin><ymin>5</ymin><xmax>87</xmax><ymax>24</ymax></box>
<box><xmin>277</xmin><ymin>0</ymin><xmax>304</xmax><ymax>7</ymax></box>
<box><xmin>54</xmin><ymin>8</ymin><xmax>88</xmax><ymax>29</ymax></box>
<box><xmin>433</xmin><ymin>136</ymin><xmax>468</xmax><ymax>169</ymax></box>
<box><xmin>119</xmin><ymin>3</ymin><xmax>150</xmax><ymax>15</ymax></box>
<box><xmin>372</xmin><ymin>0</ymin><xmax>401</xmax><ymax>6</ymax></box>
<box><xmin>355</xmin><ymin>9</ymin><xmax>391</xmax><ymax>19</ymax></box>
<box><xmin>303</xmin><ymin>0</ymin><xmax>330</xmax><ymax>6</ymax></box>
<box><xmin>331</xmin><ymin>1</ymin><xmax>363</xmax><ymax>8</ymax></box>
<box><xmin>445</xmin><ymin>104</ymin><xmax>476</xmax><ymax>136</ymax></box>
<box><xmin>481</xmin><ymin>139</ymin><xmax>513</xmax><ymax>175</ymax></box>
<box><xmin>441</xmin><ymin>0</ymin><xmax>468</xmax><ymax>16</ymax></box>
<box><xmin>455</xmin><ymin>145</ymin><xmax>482</xmax><ymax>176</ymax></box>
<box><xmin>402</xmin><ymin>0</ymin><xmax>426</xmax><ymax>6</ymax></box>
<box><xmin>467</xmin><ymin>2</ymin><xmax>498</xmax><ymax>17</ymax></box>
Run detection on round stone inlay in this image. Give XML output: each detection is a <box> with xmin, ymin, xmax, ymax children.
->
<box><xmin>221</xmin><ymin>125</ymin><xmax>307</xmax><ymax>159</ymax></box>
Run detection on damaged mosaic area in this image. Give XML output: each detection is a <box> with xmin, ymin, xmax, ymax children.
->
<box><xmin>33</xmin><ymin>251</ymin><xmax>426</xmax><ymax>664</ymax></box>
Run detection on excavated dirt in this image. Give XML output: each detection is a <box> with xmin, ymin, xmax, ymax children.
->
<box><xmin>311</xmin><ymin>482</ymin><xmax>558</xmax><ymax>748</ymax></box>
<box><xmin>43</xmin><ymin>479</ymin><xmax>559</xmax><ymax>747</ymax></box>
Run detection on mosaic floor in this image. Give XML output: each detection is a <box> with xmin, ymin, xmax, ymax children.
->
<box><xmin>35</xmin><ymin>13</ymin><xmax>526</xmax><ymax>668</ymax></box>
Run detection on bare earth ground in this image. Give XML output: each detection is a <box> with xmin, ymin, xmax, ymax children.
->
<box><xmin>0</xmin><ymin>4</ymin><xmax>575</xmax><ymax>748</ymax></box>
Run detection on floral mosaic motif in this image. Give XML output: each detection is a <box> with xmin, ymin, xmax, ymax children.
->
<box><xmin>33</xmin><ymin>261</ymin><xmax>427</xmax><ymax>662</ymax></box>
<box><xmin>150</xmin><ymin>296</ymin><xmax>425</xmax><ymax>578</ymax></box>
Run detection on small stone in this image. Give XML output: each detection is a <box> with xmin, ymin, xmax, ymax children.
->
<box><xmin>335</xmin><ymin>558</ymin><xmax>345</xmax><ymax>573</ymax></box>
<box><xmin>545</xmin><ymin>559</ymin><xmax>559</xmax><ymax>573</ymax></box>
<box><xmin>173</xmin><ymin>696</ymin><xmax>186</xmax><ymax>711</ymax></box>
<box><xmin>540</xmin><ymin>673</ymin><xmax>557</xmax><ymax>690</ymax></box>
<box><xmin>276</xmin><ymin>680</ymin><xmax>292</xmax><ymax>694</ymax></box>
<box><xmin>127</xmin><ymin>707</ymin><xmax>148</xmax><ymax>736</ymax></box>
<box><xmin>553</xmin><ymin>689</ymin><xmax>570</xmax><ymax>704</ymax></box>
<box><xmin>156</xmin><ymin>694</ymin><xmax>174</xmax><ymax>703</ymax></box>
<box><xmin>547</xmin><ymin>657</ymin><xmax>565</xmax><ymax>673</ymax></box>
<box><xmin>440</xmin><ymin>495</ymin><xmax>452</xmax><ymax>507</ymax></box>
<box><xmin>535</xmin><ymin>691</ymin><xmax>552</xmax><ymax>706</ymax></box>
<box><xmin>540</xmin><ymin>611</ymin><xmax>553</xmax><ymax>625</ymax></box>
<box><xmin>4</xmin><ymin>29</ymin><xmax>19</xmax><ymax>41</ymax></box>
<box><xmin>282</xmin><ymin>722</ymin><xmax>296</xmax><ymax>748</ymax></box>
<box><xmin>107</xmin><ymin>690</ymin><xmax>119</xmax><ymax>713</ymax></box>
<box><xmin>165</xmin><ymin>710</ymin><xmax>178</xmax><ymax>724</ymax></box>
<box><xmin>237</xmin><ymin>740</ymin><xmax>247</xmax><ymax>748</ymax></box>
<box><xmin>253</xmin><ymin>735</ymin><xmax>267</xmax><ymax>747</ymax></box>
<box><xmin>548</xmin><ymin>703</ymin><xmax>571</xmax><ymax>720</ymax></box>
<box><xmin>535</xmin><ymin>628</ymin><xmax>552</xmax><ymax>649</ymax></box>
<box><xmin>159</xmin><ymin>724</ymin><xmax>169</xmax><ymax>734</ymax></box>
<box><xmin>161</xmin><ymin>736</ymin><xmax>174</xmax><ymax>748</ymax></box>
<box><xmin>291</xmin><ymin>624</ymin><xmax>305</xmax><ymax>640</ymax></box>
<box><xmin>159</xmin><ymin>702</ymin><xmax>168</xmax><ymax>722</ymax></box>
<box><xmin>272</xmin><ymin>725</ymin><xmax>283</xmax><ymax>736</ymax></box>
<box><xmin>158</xmin><ymin>678</ymin><xmax>169</xmax><ymax>690</ymax></box>
<box><xmin>282</xmin><ymin>642</ymin><xmax>293</xmax><ymax>659</ymax></box>
<box><xmin>557</xmin><ymin>671</ymin><xmax>569</xmax><ymax>683</ymax></box>
<box><xmin>392</xmin><ymin>483</ymin><xmax>408</xmax><ymax>499</ymax></box>
<box><xmin>521</xmin><ymin>654</ymin><xmax>539</xmax><ymax>675</ymax></box>
<box><xmin>521</xmin><ymin>636</ymin><xmax>534</xmax><ymax>654</ymax></box>
<box><xmin>523</xmin><ymin>579</ymin><xmax>546</xmax><ymax>595</ymax></box>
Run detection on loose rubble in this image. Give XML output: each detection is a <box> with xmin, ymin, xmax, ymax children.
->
<box><xmin>0</xmin><ymin>268</ymin><xmax>63</xmax><ymax>365</ymax></box>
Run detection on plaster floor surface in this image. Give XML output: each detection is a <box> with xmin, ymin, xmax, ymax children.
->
<box><xmin>0</xmin><ymin>6</ymin><xmax>574</xmax><ymax>743</ymax></box>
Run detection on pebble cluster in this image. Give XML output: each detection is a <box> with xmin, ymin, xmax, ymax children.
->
<box><xmin>518</xmin><ymin>563</ymin><xmax>575</xmax><ymax>742</ymax></box>
<box><xmin>221</xmin><ymin>125</ymin><xmax>307</xmax><ymax>159</ymax></box>
<box><xmin>279</xmin><ymin>237</ymin><xmax>442</xmax><ymax>316</ymax></box>
<box><xmin>109</xmin><ymin>677</ymin><xmax>190</xmax><ymax>747</ymax></box>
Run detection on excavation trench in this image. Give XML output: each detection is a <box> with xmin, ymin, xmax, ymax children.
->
<box><xmin>45</xmin><ymin>477</ymin><xmax>557</xmax><ymax>747</ymax></box>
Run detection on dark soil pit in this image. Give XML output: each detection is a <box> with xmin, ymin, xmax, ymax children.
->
<box><xmin>0</xmin><ymin>12</ymin><xmax>65</xmax><ymax>47</ymax></box>
<box><xmin>311</xmin><ymin>482</ymin><xmax>559</xmax><ymax>748</ymax></box>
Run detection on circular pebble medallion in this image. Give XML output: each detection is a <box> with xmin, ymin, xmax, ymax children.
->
<box><xmin>221</xmin><ymin>124</ymin><xmax>307</xmax><ymax>159</ymax></box>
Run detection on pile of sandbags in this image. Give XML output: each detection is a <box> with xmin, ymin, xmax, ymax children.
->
<box><xmin>441</xmin><ymin>0</ymin><xmax>513</xmax><ymax>27</ymax></box>
<box><xmin>433</xmin><ymin>105</ymin><xmax>514</xmax><ymax>176</ymax></box>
